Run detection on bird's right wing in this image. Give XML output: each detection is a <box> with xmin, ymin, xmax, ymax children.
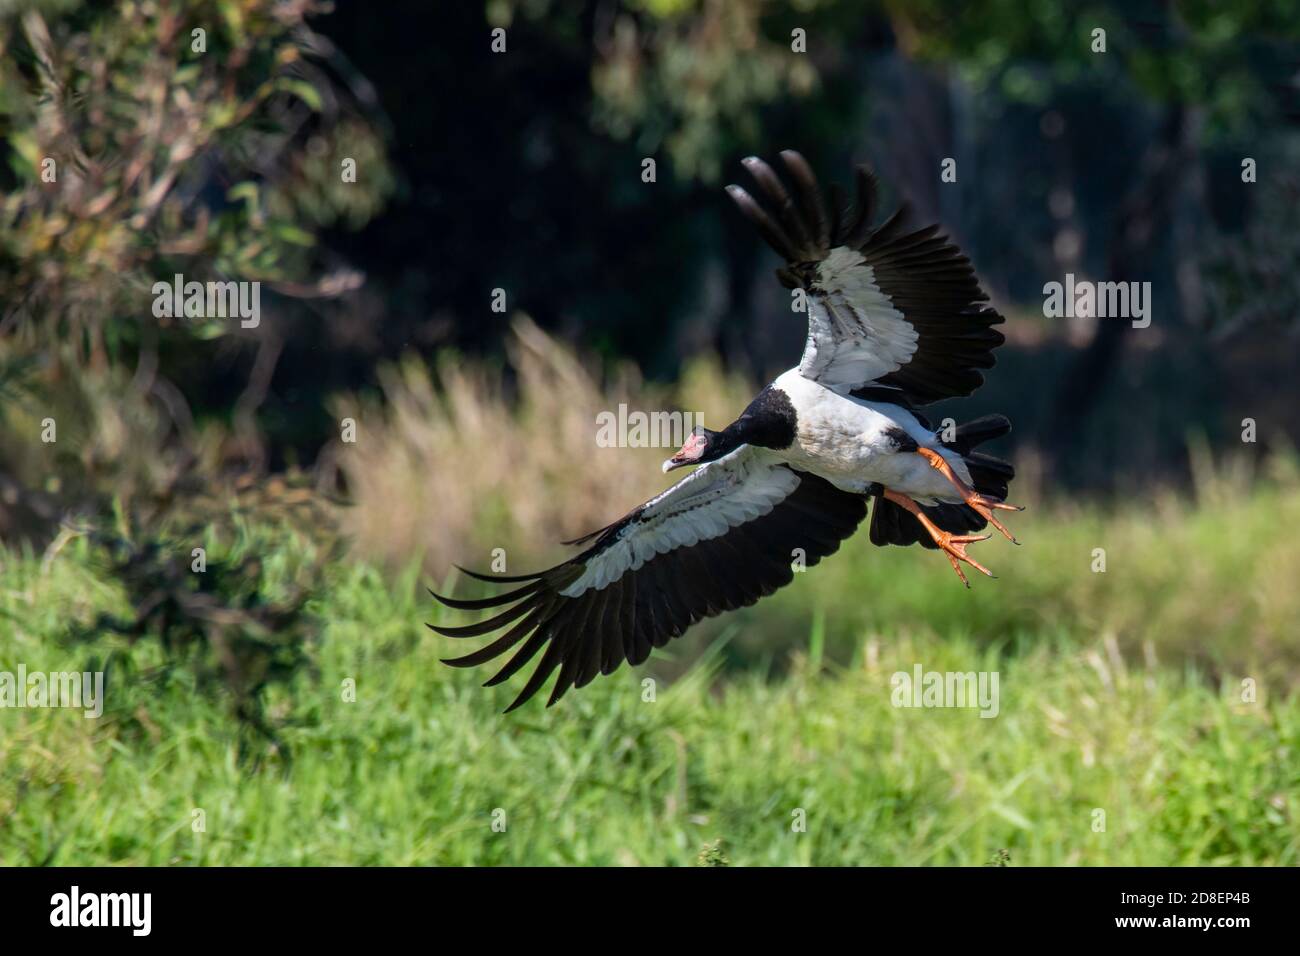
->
<box><xmin>431</xmin><ymin>447</ymin><xmax>867</xmax><ymax>711</ymax></box>
<box><xmin>727</xmin><ymin>150</ymin><xmax>1005</xmax><ymax>404</ymax></box>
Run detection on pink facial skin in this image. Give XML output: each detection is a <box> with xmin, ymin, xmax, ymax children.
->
<box><xmin>662</xmin><ymin>432</ymin><xmax>708</xmax><ymax>473</ymax></box>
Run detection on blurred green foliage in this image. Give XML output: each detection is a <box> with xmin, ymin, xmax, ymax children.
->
<box><xmin>903</xmin><ymin>0</ymin><xmax>1300</xmax><ymax>127</ymax></box>
<box><xmin>3</xmin><ymin>469</ymin><xmax>1299</xmax><ymax>863</ymax></box>
<box><xmin>0</xmin><ymin>0</ymin><xmax>394</xmax><ymax>527</ymax></box>
<box><xmin>0</xmin><ymin>0</ymin><xmax>392</xmax><ymax>362</ymax></box>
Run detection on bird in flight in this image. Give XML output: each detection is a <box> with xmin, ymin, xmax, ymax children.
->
<box><xmin>431</xmin><ymin>150</ymin><xmax>1020</xmax><ymax>711</ymax></box>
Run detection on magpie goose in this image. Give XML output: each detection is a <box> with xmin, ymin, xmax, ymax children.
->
<box><xmin>432</xmin><ymin>150</ymin><xmax>1020</xmax><ymax>710</ymax></box>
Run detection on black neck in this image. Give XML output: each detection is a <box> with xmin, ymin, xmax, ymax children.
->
<box><xmin>715</xmin><ymin>385</ymin><xmax>798</xmax><ymax>453</ymax></box>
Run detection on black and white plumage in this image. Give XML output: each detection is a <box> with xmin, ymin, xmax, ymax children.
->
<box><xmin>725</xmin><ymin>153</ymin><xmax>1004</xmax><ymax>402</ymax></box>
<box><xmin>433</xmin><ymin>150</ymin><xmax>1020</xmax><ymax>711</ymax></box>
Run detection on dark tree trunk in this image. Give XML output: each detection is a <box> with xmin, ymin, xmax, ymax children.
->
<box><xmin>1042</xmin><ymin>104</ymin><xmax>1195</xmax><ymax>481</ymax></box>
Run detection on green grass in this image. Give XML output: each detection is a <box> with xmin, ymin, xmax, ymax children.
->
<box><xmin>1</xmin><ymin>476</ymin><xmax>1299</xmax><ymax>865</ymax></box>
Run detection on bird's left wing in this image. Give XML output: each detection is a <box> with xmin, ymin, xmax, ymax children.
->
<box><xmin>726</xmin><ymin>150</ymin><xmax>1005</xmax><ymax>403</ymax></box>
<box><xmin>431</xmin><ymin>447</ymin><xmax>867</xmax><ymax>711</ymax></box>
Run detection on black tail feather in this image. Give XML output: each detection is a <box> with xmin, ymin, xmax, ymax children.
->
<box><xmin>870</xmin><ymin>496</ymin><xmax>988</xmax><ymax>550</ymax></box>
<box><xmin>964</xmin><ymin>451</ymin><xmax>1014</xmax><ymax>502</ymax></box>
<box><xmin>943</xmin><ymin>414</ymin><xmax>1011</xmax><ymax>456</ymax></box>
<box><xmin>870</xmin><ymin>413</ymin><xmax>1015</xmax><ymax>548</ymax></box>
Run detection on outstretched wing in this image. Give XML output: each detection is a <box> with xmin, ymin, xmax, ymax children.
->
<box><xmin>726</xmin><ymin>150</ymin><xmax>1005</xmax><ymax>404</ymax></box>
<box><xmin>430</xmin><ymin>447</ymin><xmax>867</xmax><ymax>711</ymax></box>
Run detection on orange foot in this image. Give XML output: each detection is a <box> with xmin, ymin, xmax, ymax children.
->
<box><xmin>883</xmin><ymin>489</ymin><xmax>994</xmax><ymax>587</ymax></box>
<box><xmin>916</xmin><ymin>447</ymin><xmax>1023</xmax><ymax>544</ymax></box>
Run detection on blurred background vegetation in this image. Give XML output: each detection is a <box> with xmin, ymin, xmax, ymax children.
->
<box><xmin>1</xmin><ymin>0</ymin><xmax>1299</xmax><ymax>865</ymax></box>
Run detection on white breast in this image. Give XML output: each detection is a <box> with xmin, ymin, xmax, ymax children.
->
<box><xmin>768</xmin><ymin>369</ymin><xmax>971</xmax><ymax>502</ymax></box>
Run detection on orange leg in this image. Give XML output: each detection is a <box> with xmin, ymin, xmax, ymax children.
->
<box><xmin>883</xmin><ymin>489</ymin><xmax>993</xmax><ymax>588</ymax></box>
<box><xmin>916</xmin><ymin>447</ymin><xmax>1023</xmax><ymax>544</ymax></box>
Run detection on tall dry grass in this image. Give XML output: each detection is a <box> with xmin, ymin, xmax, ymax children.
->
<box><xmin>331</xmin><ymin>315</ymin><xmax>755</xmax><ymax>576</ymax></box>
